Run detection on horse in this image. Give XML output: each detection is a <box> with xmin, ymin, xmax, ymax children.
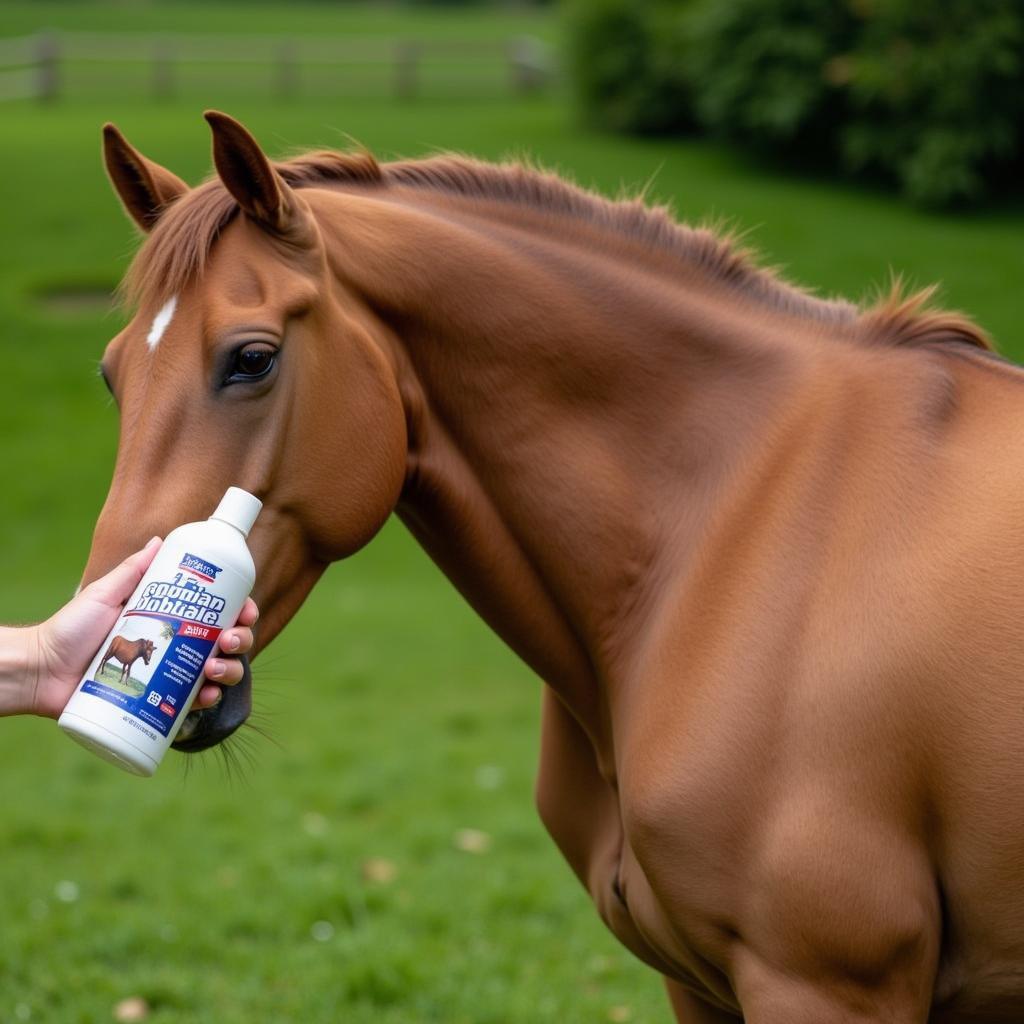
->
<box><xmin>76</xmin><ymin>110</ymin><xmax>1024</xmax><ymax>1023</ymax></box>
<box><xmin>98</xmin><ymin>635</ymin><xmax>155</xmax><ymax>686</ymax></box>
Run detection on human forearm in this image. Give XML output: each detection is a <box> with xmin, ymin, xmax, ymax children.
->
<box><xmin>0</xmin><ymin>625</ymin><xmax>38</xmax><ymax>717</ymax></box>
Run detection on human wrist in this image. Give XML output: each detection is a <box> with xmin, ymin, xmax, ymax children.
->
<box><xmin>0</xmin><ymin>625</ymin><xmax>39</xmax><ymax>717</ymax></box>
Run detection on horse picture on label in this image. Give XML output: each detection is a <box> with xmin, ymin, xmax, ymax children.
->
<box><xmin>98</xmin><ymin>635</ymin><xmax>156</xmax><ymax>688</ymax></box>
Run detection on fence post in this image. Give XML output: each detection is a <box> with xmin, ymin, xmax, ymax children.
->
<box><xmin>394</xmin><ymin>40</ymin><xmax>419</xmax><ymax>101</ymax></box>
<box><xmin>508</xmin><ymin>35</ymin><xmax>548</xmax><ymax>96</ymax></box>
<box><xmin>36</xmin><ymin>31</ymin><xmax>59</xmax><ymax>103</ymax></box>
<box><xmin>153</xmin><ymin>37</ymin><xmax>175</xmax><ymax>100</ymax></box>
<box><xmin>276</xmin><ymin>39</ymin><xmax>298</xmax><ymax>99</ymax></box>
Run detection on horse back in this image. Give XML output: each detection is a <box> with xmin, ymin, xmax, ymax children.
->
<box><xmin>603</xmin><ymin>355</ymin><xmax>1024</xmax><ymax>1016</ymax></box>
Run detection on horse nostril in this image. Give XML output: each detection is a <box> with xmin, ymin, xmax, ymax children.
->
<box><xmin>171</xmin><ymin>655</ymin><xmax>253</xmax><ymax>752</ymax></box>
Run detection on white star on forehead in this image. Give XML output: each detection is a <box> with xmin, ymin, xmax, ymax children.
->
<box><xmin>146</xmin><ymin>295</ymin><xmax>177</xmax><ymax>351</ymax></box>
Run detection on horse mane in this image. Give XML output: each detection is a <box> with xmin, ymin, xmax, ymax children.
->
<box><xmin>122</xmin><ymin>148</ymin><xmax>992</xmax><ymax>353</ymax></box>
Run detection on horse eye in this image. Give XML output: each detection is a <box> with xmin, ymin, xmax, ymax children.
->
<box><xmin>225</xmin><ymin>343</ymin><xmax>277</xmax><ymax>385</ymax></box>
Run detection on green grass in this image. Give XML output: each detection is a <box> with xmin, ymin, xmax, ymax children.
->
<box><xmin>0</xmin><ymin>1</ymin><xmax>560</xmax><ymax>106</ymax></box>
<box><xmin>0</xmin><ymin>2</ymin><xmax>556</xmax><ymax>41</ymax></box>
<box><xmin>93</xmin><ymin>664</ymin><xmax>146</xmax><ymax>694</ymax></box>
<box><xmin>4</xmin><ymin>4</ymin><xmax>1024</xmax><ymax>1022</ymax></box>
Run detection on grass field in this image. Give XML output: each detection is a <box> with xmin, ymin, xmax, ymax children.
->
<box><xmin>4</xmin><ymin>3</ymin><xmax>1024</xmax><ymax>1023</ymax></box>
<box><xmin>0</xmin><ymin>1</ymin><xmax>559</xmax><ymax>105</ymax></box>
<box><xmin>0</xmin><ymin>2</ymin><xmax>555</xmax><ymax>40</ymax></box>
<box><xmin>92</xmin><ymin>664</ymin><xmax>146</xmax><ymax>695</ymax></box>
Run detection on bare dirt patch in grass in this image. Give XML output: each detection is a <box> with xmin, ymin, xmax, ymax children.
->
<box><xmin>34</xmin><ymin>282</ymin><xmax>115</xmax><ymax>317</ymax></box>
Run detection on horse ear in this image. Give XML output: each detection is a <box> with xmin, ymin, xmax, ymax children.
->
<box><xmin>102</xmin><ymin>123</ymin><xmax>188</xmax><ymax>233</ymax></box>
<box><xmin>204</xmin><ymin>110</ymin><xmax>306</xmax><ymax>237</ymax></box>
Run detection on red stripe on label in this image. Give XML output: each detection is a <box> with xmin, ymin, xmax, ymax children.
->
<box><xmin>176</xmin><ymin>622</ymin><xmax>222</xmax><ymax>642</ymax></box>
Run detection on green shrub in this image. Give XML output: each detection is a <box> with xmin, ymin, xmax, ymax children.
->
<box><xmin>688</xmin><ymin>0</ymin><xmax>855</xmax><ymax>153</ymax></box>
<box><xmin>842</xmin><ymin>0</ymin><xmax>1024</xmax><ymax>206</ymax></box>
<box><xmin>565</xmin><ymin>0</ymin><xmax>1024</xmax><ymax>206</ymax></box>
<box><xmin>564</xmin><ymin>0</ymin><xmax>697</xmax><ymax>135</ymax></box>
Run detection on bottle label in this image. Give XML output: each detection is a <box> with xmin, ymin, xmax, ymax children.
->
<box><xmin>78</xmin><ymin>552</ymin><xmax>230</xmax><ymax>737</ymax></box>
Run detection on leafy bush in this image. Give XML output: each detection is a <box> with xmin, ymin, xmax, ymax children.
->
<box><xmin>688</xmin><ymin>0</ymin><xmax>855</xmax><ymax>154</ymax></box>
<box><xmin>565</xmin><ymin>0</ymin><xmax>1024</xmax><ymax>206</ymax></box>
<box><xmin>842</xmin><ymin>0</ymin><xmax>1024</xmax><ymax>206</ymax></box>
<box><xmin>564</xmin><ymin>0</ymin><xmax>697</xmax><ymax>135</ymax></box>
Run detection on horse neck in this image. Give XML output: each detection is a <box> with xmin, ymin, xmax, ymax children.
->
<box><xmin>316</xmin><ymin>187</ymin><xmax>854</xmax><ymax>752</ymax></box>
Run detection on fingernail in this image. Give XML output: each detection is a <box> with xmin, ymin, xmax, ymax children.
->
<box><xmin>208</xmin><ymin>659</ymin><xmax>226</xmax><ymax>679</ymax></box>
<box><xmin>224</xmin><ymin>634</ymin><xmax>240</xmax><ymax>652</ymax></box>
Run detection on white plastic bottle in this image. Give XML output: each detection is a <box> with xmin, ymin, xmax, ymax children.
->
<box><xmin>58</xmin><ymin>487</ymin><xmax>261</xmax><ymax>777</ymax></box>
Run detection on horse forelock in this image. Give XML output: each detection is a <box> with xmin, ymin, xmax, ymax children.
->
<box><xmin>120</xmin><ymin>147</ymin><xmax>991</xmax><ymax>354</ymax></box>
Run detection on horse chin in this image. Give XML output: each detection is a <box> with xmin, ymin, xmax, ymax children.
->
<box><xmin>172</xmin><ymin>656</ymin><xmax>253</xmax><ymax>753</ymax></box>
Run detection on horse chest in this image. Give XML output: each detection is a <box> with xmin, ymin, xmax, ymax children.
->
<box><xmin>536</xmin><ymin>687</ymin><xmax>742</xmax><ymax>1008</ymax></box>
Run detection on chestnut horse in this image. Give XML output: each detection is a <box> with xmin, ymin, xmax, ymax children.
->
<box><xmin>98</xmin><ymin>635</ymin><xmax>155</xmax><ymax>685</ymax></box>
<box><xmin>80</xmin><ymin>111</ymin><xmax>1024</xmax><ymax>1023</ymax></box>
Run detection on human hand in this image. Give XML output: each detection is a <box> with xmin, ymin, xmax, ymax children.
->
<box><xmin>9</xmin><ymin>538</ymin><xmax>258</xmax><ymax>719</ymax></box>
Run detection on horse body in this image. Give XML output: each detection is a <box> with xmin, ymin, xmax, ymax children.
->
<box><xmin>99</xmin><ymin>635</ymin><xmax>155</xmax><ymax>685</ymax></box>
<box><xmin>607</xmin><ymin>357</ymin><xmax>1024</xmax><ymax>1021</ymax></box>
<box><xmin>337</xmin><ymin>187</ymin><xmax>1024</xmax><ymax>1022</ymax></box>
<box><xmin>79</xmin><ymin>114</ymin><xmax>1024</xmax><ymax>1021</ymax></box>
<box><xmin>529</xmin><ymin>345</ymin><xmax>1024</xmax><ymax>1022</ymax></box>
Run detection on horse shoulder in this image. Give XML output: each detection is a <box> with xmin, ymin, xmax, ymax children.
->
<box><xmin>612</xmin><ymin>615</ymin><xmax>945</xmax><ymax>1007</ymax></box>
<box><xmin>535</xmin><ymin>685</ymin><xmax>678</xmax><ymax>976</ymax></box>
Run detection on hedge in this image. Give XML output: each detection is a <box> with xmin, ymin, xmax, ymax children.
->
<box><xmin>566</xmin><ymin>0</ymin><xmax>1024</xmax><ymax>206</ymax></box>
<box><xmin>564</xmin><ymin>0</ymin><xmax>697</xmax><ymax>135</ymax></box>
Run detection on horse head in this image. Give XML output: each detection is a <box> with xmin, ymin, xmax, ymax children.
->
<box><xmin>82</xmin><ymin>112</ymin><xmax>408</xmax><ymax>753</ymax></box>
<box><xmin>142</xmin><ymin>639</ymin><xmax>155</xmax><ymax>664</ymax></box>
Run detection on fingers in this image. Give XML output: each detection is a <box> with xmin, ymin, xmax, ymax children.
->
<box><xmin>194</xmin><ymin>653</ymin><xmax>243</xmax><ymax>710</ymax></box>
<box><xmin>211</xmin><ymin>599</ymin><xmax>258</xmax><ymax>665</ymax></box>
<box><xmin>235</xmin><ymin>597</ymin><xmax>259</xmax><ymax>627</ymax></box>
<box><xmin>192</xmin><ymin>683</ymin><xmax>223</xmax><ymax>710</ymax></box>
<box><xmin>194</xmin><ymin>598</ymin><xmax>260</xmax><ymax>712</ymax></box>
<box><xmin>125</xmin><ymin>536</ymin><xmax>163</xmax><ymax>577</ymax></box>
<box><xmin>193</xmin><ymin>644</ymin><xmax>245</xmax><ymax>711</ymax></box>
<box><xmin>203</xmin><ymin>654</ymin><xmax>244</xmax><ymax>686</ymax></box>
<box><xmin>193</xmin><ymin>599</ymin><xmax>261</xmax><ymax>708</ymax></box>
<box><xmin>85</xmin><ymin>536</ymin><xmax>162</xmax><ymax>608</ymax></box>
<box><xmin>218</xmin><ymin>625</ymin><xmax>253</xmax><ymax>656</ymax></box>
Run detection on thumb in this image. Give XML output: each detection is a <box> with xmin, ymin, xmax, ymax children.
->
<box><xmin>83</xmin><ymin>537</ymin><xmax>162</xmax><ymax>609</ymax></box>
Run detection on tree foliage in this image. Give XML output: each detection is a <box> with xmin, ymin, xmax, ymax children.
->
<box><xmin>566</xmin><ymin>0</ymin><xmax>1024</xmax><ymax>206</ymax></box>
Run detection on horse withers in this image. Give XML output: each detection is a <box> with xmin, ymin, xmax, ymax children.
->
<box><xmin>76</xmin><ymin>111</ymin><xmax>1024</xmax><ymax>1022</ymax></box>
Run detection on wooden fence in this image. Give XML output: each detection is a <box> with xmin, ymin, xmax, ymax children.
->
<box><xmin>0</xmin><ymin>31</ymin><xmax>552</xmax><ymax>103</ymax></box>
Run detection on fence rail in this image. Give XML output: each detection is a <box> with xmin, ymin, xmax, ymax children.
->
<box><xmin>0</xmin><ymin>31</ymin><xmax>553</xmax><ymax>102</ymax></box>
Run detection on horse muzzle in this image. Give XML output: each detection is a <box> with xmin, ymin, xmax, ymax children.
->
<box><xmin>172</xmin><ymin>655</ymin><xmax>253</xmax><ymax>752</ymax></box>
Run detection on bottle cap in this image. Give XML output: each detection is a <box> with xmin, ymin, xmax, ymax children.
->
<box><xmin>210</xmin><ymin>487</ymin><xmax>262</xmax><ymax>538</ymax></box>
